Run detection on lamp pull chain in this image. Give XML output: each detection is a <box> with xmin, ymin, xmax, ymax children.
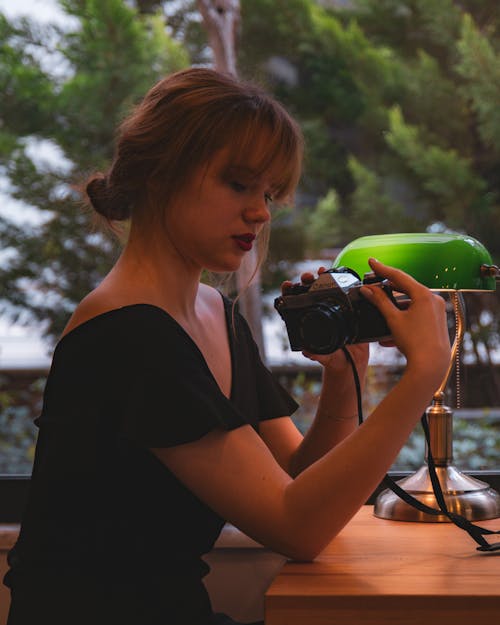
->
<box><xmin>453</xmin><ymin>292</ymin><xmax>461</xmax><ymax>409</ymax></box>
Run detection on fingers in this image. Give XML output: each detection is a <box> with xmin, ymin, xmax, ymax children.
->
<box><xmin>361</xmin><ymin>259</ymin><xmax>449</xmax><ymax>370</ymax></box>
<box><xmin>367</xmin><ymin>258</ymin><xmax>425</xmax><ymax>299</ymax></box>
<box><xmin>303</xmin><ymin>342</ymin><xmax>369</xmax><ymax>374</ymax></box>
<box><xmin>360</xmin><ymin>281</ymin><xmax>401</xmax><ymax>324</ymax></box>
<box><xmin>300</xmin><ymin>271</ymin><xmax>315</xmax><ymax>285</ymax></box>
<box><xmin>281</xmin><ymin>266</ymin><xmax>327</xmax><ymax>294</ymax></box>
<box><xmin>301</xmin><ymin>267</ymin><xmax>326</xmax><ymax>284</ymax></box>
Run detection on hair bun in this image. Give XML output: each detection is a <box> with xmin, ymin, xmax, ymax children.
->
<box><xmin>86</xmin><ymin>173</ymin><xmax>131</xmax><ymax>221</ymax></box>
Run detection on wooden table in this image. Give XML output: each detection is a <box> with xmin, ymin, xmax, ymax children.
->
<box><xmin>265</xmin><ymin>506</ymin><xmax>500</xmax><ymax>625</ymax></box>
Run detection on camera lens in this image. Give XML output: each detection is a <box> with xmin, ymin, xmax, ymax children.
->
<box><xmin>299</xmin><ymin>304</ymin><xmax>349</xmax><ymax>354</ymax></box>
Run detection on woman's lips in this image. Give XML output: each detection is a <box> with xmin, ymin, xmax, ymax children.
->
<box><xmin>232</xmin><ymin>233</ymin><xmax>256</xmax><ymax>251</ymax></box>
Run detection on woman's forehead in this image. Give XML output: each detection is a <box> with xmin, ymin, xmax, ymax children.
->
<box><xmin>215</xmin><ymin>144</ymin><xmax>286</xmax><ymax>184</ymax></box>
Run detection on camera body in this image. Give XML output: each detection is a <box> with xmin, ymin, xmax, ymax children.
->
<box><xmin>274</xmin><ymin>267</ymin><xmax>398</xmax><ymax>354</ymax></box>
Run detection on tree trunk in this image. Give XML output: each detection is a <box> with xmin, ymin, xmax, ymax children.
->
<box><xmin>197</xmin><ymin>0</ymin><xmax>266</xmax><ymax>359</ymax></box>
<box><xmin>197</xmin><ymin>0</ymin><xmax>240</xmax><ymax>76</ymax></box>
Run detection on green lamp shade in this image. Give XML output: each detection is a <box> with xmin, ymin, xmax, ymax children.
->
<box><xmin>332</xmin><ymin>233</ymin><xmax>496</xmax><ymax>291</ymax></box>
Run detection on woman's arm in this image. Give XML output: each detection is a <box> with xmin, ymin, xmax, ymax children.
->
<box><xmin>259</xmin><ymin>345</ymin><xmax>368</xmax><ymax>477</ymax></box>
<box><xmin>290</xmin><ymin>343</ymin><xmax>369</xmax><ymax>476</ymax></box>
<box><xmin>152</xmin><ymin>366</ymin><xmax>441</xmax><ymax>562</ymax></box>
<box><xmin>152</xmin><ymin>260</ymin><xmax>450</xmax><ymax>561</ymax></box>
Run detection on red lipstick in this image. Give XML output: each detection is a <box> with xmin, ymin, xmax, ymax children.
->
<box><xmin>233</xmin><ymin>233</ymin><xmax>256</xmax><ymax>251</ymax></box>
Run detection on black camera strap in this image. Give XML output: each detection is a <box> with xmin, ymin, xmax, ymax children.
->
<box><xmin>341</xmin><ymin>347</ymin><xmax>500</xmax><ymax>553</ymax></box>
<box><xmin>382</xmin><ymin>418</ymin><xmax>500</xmax><ymax>552</ymax></box>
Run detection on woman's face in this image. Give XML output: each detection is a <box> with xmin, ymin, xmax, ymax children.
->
<box><xmin>163</xmin><ymin>147</ymin><xmax>276</xmax><ymax>274</ymax></box>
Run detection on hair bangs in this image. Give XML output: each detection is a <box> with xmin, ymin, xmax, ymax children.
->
<box><xmin>215</xmin><ymin>98</ymin><xmax>303</xmax><ymax>205</ymax></box>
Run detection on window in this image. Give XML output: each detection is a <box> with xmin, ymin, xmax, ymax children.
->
<box><xmin>1</xmin><ymin>0</ymin><xmax>499</xmax><ymax>521</ymax></box>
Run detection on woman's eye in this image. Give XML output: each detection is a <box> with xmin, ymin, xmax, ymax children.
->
<box><xmin>264</xmin><ymin>193</ymin><xmax>274</xmax><ymax>204</ymax></box>
<box><xmin>230</xmin><ymin>181</ymin><xmax>247</xmax><ymax>193</ymax></box>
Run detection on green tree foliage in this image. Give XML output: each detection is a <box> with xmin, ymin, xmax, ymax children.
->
<box><xmin>238</xmin><ymin>0</ymin><xmax>369</xmax><ymax>197</ymax></box>
<box><xmin>456</xmin><ymin>14</ymin><xmax>500</xmax><ymax>153</ymax></box>
<box><xmin>1</xmin><ymin>0</ymin><xmax>500</xmax><ymax>333</ymax></box>
<box><xmin>306</xmin><ymin>188</ymin><xmax>341</xmax><ymax>251</ymax></box>
<box><xmin>316</xmin><ymin>0</ymin><xmax>500</xmax><ymax>257</ymax></box>
<box><xmin>0</xmin><ymin>0</ymin><xmax>188</xmax><ymax>338</ymax></box>
<box><xmin>384</xmin><ymin>106</ymin><xmax>486</xmax><ymax>226</ymax></box>
<box><xmin>345</xmin><ymin>155</ymin><xmax>420</xmax><ymax>236</ymax></box>
<box><xmin>208</xmin><ymin>0</ymin><xmax>500</xmax><ymax>260</ymax></box>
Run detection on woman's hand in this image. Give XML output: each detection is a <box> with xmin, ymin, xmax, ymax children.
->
<box><xmin>360</xmin><ymin>258</ymin><xmax>450</xmax><ymax>383</ymax></box>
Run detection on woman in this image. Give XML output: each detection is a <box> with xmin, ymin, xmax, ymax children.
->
<box><xmin>4</xmin><ymin>68</ymin><xmax>450</xmax><ymax>625</ymax></box>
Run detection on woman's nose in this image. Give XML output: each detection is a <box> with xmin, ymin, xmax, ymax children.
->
<box><xmin>243</xmin><ymin>196</ymin><xmax>271</xmax><ymax>224</ymax></box>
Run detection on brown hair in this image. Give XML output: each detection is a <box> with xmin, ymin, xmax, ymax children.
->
<box><xmin>85</xmin><ymin>67</ymin><xmax>303</xmax><ymax>267</ymax></box>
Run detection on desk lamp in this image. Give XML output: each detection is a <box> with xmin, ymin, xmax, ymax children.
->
<box><xmin>333</xmin><ymin>232</ymin><xmax>500</xmax><ymax>522</ymax></box>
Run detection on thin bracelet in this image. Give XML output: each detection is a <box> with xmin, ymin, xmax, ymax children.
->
<box><xmin>318</xmin><ymin>412</ymin><xmax>358</xmax><ymax>422</ymax></box>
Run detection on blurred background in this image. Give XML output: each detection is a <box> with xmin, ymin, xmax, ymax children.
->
<box><xmin>1</xmin><ymin>0</ymin><xmax>499</xmax><ymax>476</ymax></box>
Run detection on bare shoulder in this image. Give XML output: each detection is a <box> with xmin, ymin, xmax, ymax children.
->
<box><xmin>60</xmin><ymin>287</ymin><xmax>125</xmax><ymax>339</ymax></box>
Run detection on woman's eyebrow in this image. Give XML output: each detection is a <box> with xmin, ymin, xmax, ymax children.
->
<box><xmin>225</xmin><ymin>165</ymin><xmax>257</xmax><ymax>177</ymax></box>
<box><xmin>223</xmin><ymin>163</ymin><xmax>279</xmax><ymax>191</ymax></box>
<box><xmin>226</xmin><ymin>165</ymin><xmax>279</xmax><ymax>186</ymax></box>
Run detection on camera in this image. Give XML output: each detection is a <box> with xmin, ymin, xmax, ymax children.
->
<box><xmin>274</xmin><ymin>267</ymin><xmax>402</xmax><ymax>354</ymax></box>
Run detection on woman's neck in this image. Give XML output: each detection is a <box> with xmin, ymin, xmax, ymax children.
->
<box><xmin>107</xmin><ymin>229</ymin><xmax>203</xmax><ymax>322</ymax></box>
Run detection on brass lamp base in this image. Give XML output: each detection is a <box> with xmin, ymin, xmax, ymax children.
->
<box><xmin>374</xmin><ymin>465</ymin><xmax>500</xmax><ymax>522</ymax></box>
